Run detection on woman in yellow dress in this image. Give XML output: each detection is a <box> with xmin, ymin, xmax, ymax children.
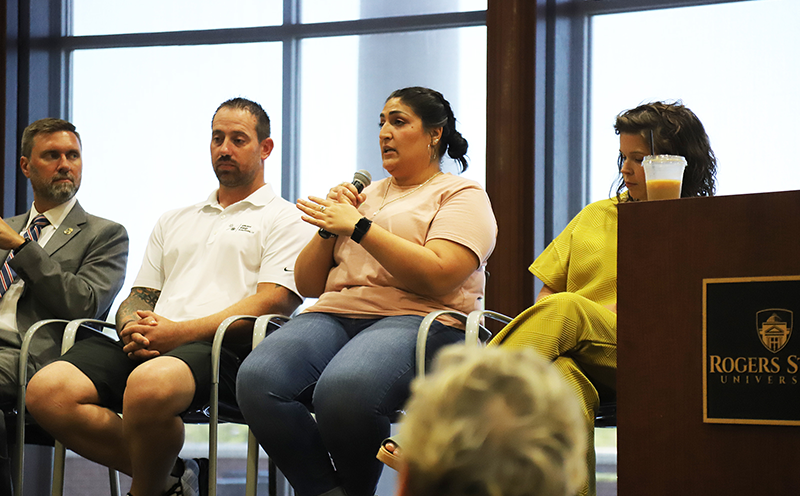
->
<box><xmin>488</xmin><ymin>101</ymin><xmax>717</xmax><ymax>496</ymax></box>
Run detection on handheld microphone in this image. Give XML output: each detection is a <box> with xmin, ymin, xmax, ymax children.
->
<box><xmin>318</xmin><ymin>169</ymin><xmax>372</xmax><ymax>239</ymax></box>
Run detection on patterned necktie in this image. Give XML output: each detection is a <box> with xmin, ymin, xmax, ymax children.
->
<box><xmin>0</xmin><ymin>214</ymin><xmax>50</xmax><ymax>298</ymax></box>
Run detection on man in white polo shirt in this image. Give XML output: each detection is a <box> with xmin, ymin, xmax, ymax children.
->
<box><xmin>27</xmin><ymin>98</ymin><xmax>314</xmax><ymax>496</ymax></box>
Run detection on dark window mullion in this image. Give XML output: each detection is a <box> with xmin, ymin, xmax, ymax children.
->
<box><xmin>281</xmin><ymin>0</ymin><xmax>300</xmax><ymax>202</ymax></box>
<box><xmin>56</xmin><ymin>11</ymin><xmax>486</xmax><ymax>51</ymax></box>
<box><xmin>580</xmin><ymin>0</ymin><xmax>749</xmax><ymax>16</ymax></box>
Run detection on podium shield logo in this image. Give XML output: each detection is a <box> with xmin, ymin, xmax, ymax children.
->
<box><xmin>756</xmin><ymin>309</ymin><xmax>793</xmax><ymax>353</ymax></box>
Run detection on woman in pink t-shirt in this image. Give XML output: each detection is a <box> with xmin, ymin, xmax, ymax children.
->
<box><xmin>237</xmin><ymin>87</ymin><xmax>497</xmax><ymax>496</ymax></box>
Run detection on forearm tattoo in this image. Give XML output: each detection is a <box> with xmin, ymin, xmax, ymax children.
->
<box><xmin>116</xmin><ymin>287</ymin><xmax>162</xmax><ymax>330</ymax></box>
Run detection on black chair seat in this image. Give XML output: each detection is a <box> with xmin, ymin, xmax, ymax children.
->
<box><xmin>594</xmin><ymin>386</ymin><xmax>617</xmax><ymax>427</ymax></box>
<box><xmin>4</xmin><ymin>410</ymin><xmax>54</xmax><ymax>448</ymax></box>
<box><xmin>183</xmin><ymin>402</ymin><xmax>246</xmax><ymax>425</ymax></box>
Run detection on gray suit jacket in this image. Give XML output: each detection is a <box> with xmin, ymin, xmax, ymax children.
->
<box><xmin>0</xmin><ymin>200</ymin><xmax>128</xmax><ymax>372</ymax></box>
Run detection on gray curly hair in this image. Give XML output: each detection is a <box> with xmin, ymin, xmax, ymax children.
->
<box><xmin>400</xmin><ymin>345</ymin><xmax>586</xmax><ymax>496</ymax></box>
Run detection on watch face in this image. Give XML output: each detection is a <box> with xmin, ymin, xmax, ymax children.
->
<box><xmin>352</xmin><ymin>217</ymin><xmax>372</xmax><ymax>243</ymax></box>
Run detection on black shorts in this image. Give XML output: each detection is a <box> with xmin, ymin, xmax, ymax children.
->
<box><xmin>56</xmin><ymin>336</ymin><xmax>244</xmax><ymax>414</ymax></box>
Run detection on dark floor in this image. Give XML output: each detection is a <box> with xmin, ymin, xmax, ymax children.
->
<box><xmin>62</xmin><ymin>457</ymin><xmax>285</xmax><ymax>496</ymax></box>
<box><xmin>58</xmin><ymin>456</ymin><xmax>617</xmax><ymax>496</ymax></box>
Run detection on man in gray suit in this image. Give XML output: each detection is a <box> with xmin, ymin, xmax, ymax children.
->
<box><xmin>0</xmin><ymin>117</ymin><xmax>128</xmax><ymax>491</ymax></box>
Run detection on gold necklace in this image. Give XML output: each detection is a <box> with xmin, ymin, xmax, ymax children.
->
<box><xmin>372</xmin><ymin>171</ymin><xmax>443</xmax><ymax>218</ymax></box>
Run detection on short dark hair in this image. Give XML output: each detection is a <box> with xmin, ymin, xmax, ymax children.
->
<box><xmin>388</xmin><ymin>87</ymin><xmax>469</xmax><ymax>173</ymax></box>
<box><xmin>21</xmin><ymin>118</ymin><xmax>81</xmax><ymax>158</ymax></box>
<box><xmin>213</xmin><ymin>98</ymin><xmax>271</xmax><ymax>142</ymax></box>
<box><xmin>614</xmin><ymin>101</ymin><xmax>717</xmax><ymax>201</ymax></box>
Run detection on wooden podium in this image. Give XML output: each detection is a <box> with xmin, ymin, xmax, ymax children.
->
<box><xmin>617</xmin><ymin>190</ymin><xmax>800</xmax><ymax>495</ymax></box>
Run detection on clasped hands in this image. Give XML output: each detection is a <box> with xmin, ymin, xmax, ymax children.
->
<box><xmin>297</xmin><ymin>182</ymin><xmax>366</xmax><ymax>238</ymax></box>
<box><xmin>119</xmin><ymin>310</ymin><xmax>186</xmax><ymax>361</ymax></box>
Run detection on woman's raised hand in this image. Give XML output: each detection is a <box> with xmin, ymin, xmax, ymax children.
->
<box><xmin>297</xmin><ymin>185</ymin><xmax>365</xmax><ymax>238</ymax></box>
<box><xmin>326</xmin><ymin>182</ymin><xmax>366</xmax><ymax>207</ymax></box>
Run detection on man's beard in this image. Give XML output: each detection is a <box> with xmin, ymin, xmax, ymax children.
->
<box><xmin>214</xmin><ymin>160</ymin><xmax>257</xmax><ymax>188</ymax></box>
<box><xmin>37</xmin><ymin>175</ymin><xmax>79</xmax><ymax>204</ymax></box>
<box><xmin>48</xmin><ymin>181</ymin><xmax>78</xmax><ymax>203</ymax></box>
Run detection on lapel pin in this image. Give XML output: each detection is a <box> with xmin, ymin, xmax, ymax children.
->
<box><xmin>63</xmin><ymin>228</ymin><xmax>73</xmax><ymax>235</ymax></box>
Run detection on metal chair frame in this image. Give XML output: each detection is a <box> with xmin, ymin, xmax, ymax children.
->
<box><xmin>461</xmin><ymin>309</ymin><xmax>617</xmax><ymax>427</ymax></box>
<box><xmin>19</xmin><ymin>314</ymin><xmax>288</xmax><ymax>496</ymax></box>
<box><xmin>414</xmin><ymin>310</ymin><xmax>495</xmax><ymax>376</ymax></box>
<box><xmin>207</xmin><ymin>313</ymin><xmax>289</xmax><ymax>496</ymax></box>
<box><xmin>14</xmin><ymin>318</ymin><xmax>120</xmax><ymax>496</ymax></box>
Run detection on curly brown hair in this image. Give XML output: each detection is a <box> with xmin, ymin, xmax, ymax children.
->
<box><xmin>614</xmin><ymin>101</ymin><xmax>716</xmax><ymax>201</ymax></box>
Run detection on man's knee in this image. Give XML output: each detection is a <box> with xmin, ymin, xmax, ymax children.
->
<box><xmin>27</xmin><ymin>361</ymin><xmax>97</xmax><ymax>416</ymax></box>
<box><xmin>123</xmin><ymin>357</ymin><xmax>195</xmax><ymax>417</ymax></box>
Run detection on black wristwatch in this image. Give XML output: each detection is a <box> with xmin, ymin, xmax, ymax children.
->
<box><xmin>351</xmin><ymin>217</ymin><xmax>372</xmax><ymax>244</ymax></box>
<box><xmin>13</xmin><ymin>239</ymin><xmax>31</xmax><ymax>254</ymax></box>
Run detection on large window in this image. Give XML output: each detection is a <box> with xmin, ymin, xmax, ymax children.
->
<box><xmin>589</xmin><ymin>0</ymin><xmax>800</xmax><ymax>202</ymax></box>
<box><xmin>68</xmin><ymin>1</ymin><xmax>487</xmax><ymax>321</ymax></box>
<box><xmin>74</xmin><ymin>42</ymin><xmax>285</xmax><ymax>293</ymax></box>
<box><xmin>298</xmin><ymin>27</ymin><xmax>487</xmax><ymax>201</ymax></box>
<box><xmin>72</xmin><ymin>0</ymin><xmax>284</xmax><ymax>34</ymax></box>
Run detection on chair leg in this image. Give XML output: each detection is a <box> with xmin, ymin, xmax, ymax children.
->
<box><xmin>268</xmin><ymin>458</ymin><xmax>276</xmax><ymax>496</ymax></box>
<box><xmin>108</xmin><ymin>467</ymin><xmax>120</xmax><ymax>496</ymax></box>
<box><xmin>246</xmin><ymin>430</ymin><xmax>259</xmax><ymax>496</ymax></box>
<box><xmin>13</xmin><ymin>408</ymin><xmax>25</xmax><ymax>496</ymax></box>
<box><xmin>209</xmin><ymin>389</ymin><xmax>219</xmax><ymax>496</ymax></box>
<box><xmin>45</xmin><ymin>443</ymin><xmax>118</xmax><ymax>496</ymax></box>
<box><xmin>51</xmin><ymin>441</ymin><xmax>66</xmax><ymax>496</ymax></box>
<box><xmin>208</xmin><ymin>449</ymin><xmax>217</xmax><ymax>496</ymax></box>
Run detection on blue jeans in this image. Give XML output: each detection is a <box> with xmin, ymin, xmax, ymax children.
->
<box><xmin>236</xmin><ymin>313</ymin><xmax>464</xmax><ymax>496</ymax></box>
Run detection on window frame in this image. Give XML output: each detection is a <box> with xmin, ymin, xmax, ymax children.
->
<box><xmin>1</xmin><ymin>0</ymin><xmax>752</xmax><ymax>312</ymax></box>
<box><xmin>537</xmin><ymin>0</ymin><xmax>752</xmax><ymax>239</ymax></box>
<box><xmin>3</xmin><ymin>0</ymin><xmax>486</xmax><ymax>214</ymax></box>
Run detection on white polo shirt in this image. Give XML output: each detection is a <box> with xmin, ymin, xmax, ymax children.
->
<box><xmin>132</xmin><ymin>184</ymin><xmax>314</xmax><ymax>322</ymax></box>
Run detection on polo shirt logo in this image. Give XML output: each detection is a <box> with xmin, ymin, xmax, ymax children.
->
<box><xmin>227</xmin><ymin>224</ymin><xmax>256</xmax><ymax>234</ymax></box>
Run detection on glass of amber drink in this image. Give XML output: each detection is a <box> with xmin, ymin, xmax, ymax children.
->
<box><xmin>642</xmin><ymin>155</ymin><xmax>687</xmax><ymax>200</ymax></box>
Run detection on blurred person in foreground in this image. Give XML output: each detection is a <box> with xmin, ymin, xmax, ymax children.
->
<box><xmin>398</xmin><ymin>344</ymin><xmax>586</xmax><ymax>496</ymax></box>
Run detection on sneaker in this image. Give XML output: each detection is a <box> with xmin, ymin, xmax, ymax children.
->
<box><xmin>166</xmin><ymin>458</ymin><xmax>209</xmax><ymax>496</ymax></box>
<box><xmin>163</xmin><ymin>481</ymin><xmax>182</xmax><ymax>496</ymax></box>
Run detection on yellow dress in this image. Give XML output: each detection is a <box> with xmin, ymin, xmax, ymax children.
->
<box><xmin>489</xmin><ymin>197</ymin><xmax>619</xmax><ymax>496</ymax></box>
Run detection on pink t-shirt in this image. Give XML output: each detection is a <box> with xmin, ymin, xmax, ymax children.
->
<box><xmin>306</xmin><ymin>173</ymin><xmax>497</xmax><ymax>322</ymax></box>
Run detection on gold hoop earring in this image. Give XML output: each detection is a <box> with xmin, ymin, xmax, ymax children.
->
<box><xmin>429</xmin><ymin>141</ymin><xmax>438</xmax><ymax>162</ymax></box>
